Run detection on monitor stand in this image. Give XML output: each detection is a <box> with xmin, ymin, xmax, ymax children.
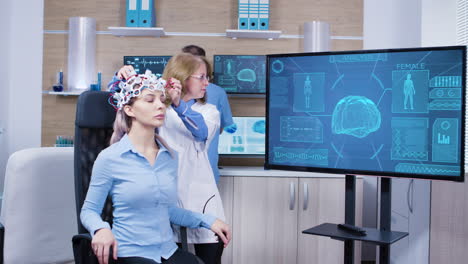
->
<box><xmin>302</xmin><ymin>175</ymin><xmax>409</xmax><ymax>264</ymax></box>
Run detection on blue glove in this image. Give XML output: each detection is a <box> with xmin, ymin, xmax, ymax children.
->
<box><xmin>224</xmin><ymin>123</ymin><xmax>238</xmax><ymax>134</ymax></box>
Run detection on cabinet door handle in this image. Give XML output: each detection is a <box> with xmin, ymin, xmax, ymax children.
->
<box><xmin>407</xmin><ymin>179</ymin><xmax>414</xmax><ymax>213</ymax></box>
<box><xmin>303</xmin><ymin>182</ymin><xmax>309</xmax><ymax>210</ymax></box>
<box><xmin>289</xmin><ymin>182</ymin><xmax>296</xmax><ymax>210</ymax></box>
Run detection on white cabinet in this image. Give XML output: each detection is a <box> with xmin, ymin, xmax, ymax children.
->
<box><xmin>225</xmin><ymin>176</ymin><xmax>362</xmax><ymax>264</ymax></box>
<box><xmin>389</xmin><ymin>178</ymin><xmax>430</xmax><ymax>264</ymax></box>
<box><xmin>430</xmin><ymin>180</ymin><xmax>468</xmax><ymax>263</ymax></box>
<box><xmin>232</xmin><ymin>177</ymin><xmax>298</xmax><ymax>264</ymax></box>
<box><xmin>218</xmin><ymin>176</ymin><xmax>234</xmax><ymax>264</ymax></box>
<box><xmin>297</xmin><ymin>178</ymin><xmax>362</xmax><ymax>264</ymax></box>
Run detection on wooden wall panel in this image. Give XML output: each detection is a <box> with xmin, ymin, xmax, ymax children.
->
<box><xmin>42</xmin><ymin>0</ymin><xmax>363</xmax><ymax>147</ymax></box>
<box><xmin>42</xmin><ymin>95</ymin><xmax>79</xmax><ymax>146</ymax></box>
<box><xmin>272</xmin><ymin>0</ymin><xmax>363</xmax><ymax>35</ymax></box>
<box><xmin>44</xmin><ymin>0</ymin><xmax>362</xmax><ymax>35</ymax></box>
<box><xmin>44</xmin><ymin>0</ymin><xmax>124</xmax><ymax>31</ymax></box>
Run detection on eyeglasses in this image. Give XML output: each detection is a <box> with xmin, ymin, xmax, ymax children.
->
<box><xmin>190</xmin><ymin>74</ymin><xmax>210</xmax><ymax>82</ymax></box>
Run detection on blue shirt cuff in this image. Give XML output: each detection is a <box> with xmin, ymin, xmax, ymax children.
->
<box><xmin>200</xmin><ymin>214</ymin><xmax>217</xmax><ymax>229</ymax></box>
<box><xmin>90</xmin><ymin>222</ymin><xmax>111</xmax><ymax>238</ymax></box>
<box><xmin>172</xmin><ymin>100</ymin><xmax>188</xmax><ymax>114</ymax></box>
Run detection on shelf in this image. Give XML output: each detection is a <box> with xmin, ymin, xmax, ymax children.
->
<box><xmin>226</xmin><ymin>29</ymin><xmax>282</xmax><ymax>40</ymax></box>
<box><xmin>302</xmin><ymin>223</ymin><xmax>409</xmax><ymax>246</ymax></box>
<box><xmin>43</xmin><ymin>90</ymin><xmax>86</xmax><ymax>96</ymax></box>
<box><xmin>108</xmin><ymin>27</ymin><xmax>166</xmax><ymax>37</ymax></box>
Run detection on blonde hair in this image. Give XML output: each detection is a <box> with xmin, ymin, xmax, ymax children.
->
<box><xmin>110</xmin><ymin>99</ymin><xmax>135</xmax><ymax>145</ymax></box>
<box><xmin>162</xmin><ymin>53</ymin><xmax>207</xmax><ymax>104</ymax></box>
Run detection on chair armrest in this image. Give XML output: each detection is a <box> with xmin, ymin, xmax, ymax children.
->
<box><xmin>72</xmin><ymin>233</ymin><xmax>94</xmax><ymax>264</ymax></box>
<box><xmin>72</xmin><ymin>233</ymin><xmax>92</xmax><ymax>244</ymax></box>
<box><xmin>180</xmin><ymin>227</ymin><xmax>188</xmax><ymax>251</ymax></box>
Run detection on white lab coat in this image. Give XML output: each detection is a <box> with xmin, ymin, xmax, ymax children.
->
<box><xmin>159</xmin><ymin>102</ymin><xmax>225</xmax><ymax>243</ymax></box>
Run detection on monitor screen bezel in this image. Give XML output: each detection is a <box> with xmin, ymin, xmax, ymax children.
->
<box><xmin>218</xmin><ymin>116</ymin><xmax>266</xmax><ymax>157</ymax></box>
<box><xmin>264</xmin><ymin>45</ymin><xmax>466</xmax><ymax>182</ymax></box>
<box><xmin>212</xmin><ymin>54</ymin><xmax>267</xmax><ymax>95</ymax></box>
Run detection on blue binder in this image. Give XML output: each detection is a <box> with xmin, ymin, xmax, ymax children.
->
<box><xmin>248</xmin><ymin>0</ymin><xmax>259</xmax><ymax>30</ymax></box>
<box><xmin>139</xmin><ymin>0</ymin><xmax>155</xmax><ymax>27</ymax></box>
<box><xmin>259</xmin><ymin>0</ymin><xmax>269</xmax><ymax>30</ymax></box>
<box><xmin>238</xmin><ymin>0</ymin><xmax>249</xmax><ymax>29</ymax></box>
<box><xmin>126</xmin><ymin>0</ymin><xmax>139</xmax><ymax>27</ymax></box>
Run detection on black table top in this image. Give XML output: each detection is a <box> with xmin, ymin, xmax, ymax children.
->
<box><xmin>302</xmin><ymin>223</ymin><xmax>409</xmax><ymax>245</ymax></box>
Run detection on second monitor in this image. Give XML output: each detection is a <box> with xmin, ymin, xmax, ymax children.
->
<box><xmin>218</xmin><ymin>116</ymin><xmax>266</xmax><ymax>156</ymax></box>
<box><xmin>213</xmin><ymin>55</ymin><xmax>266</xmax><ymax>94</ymax></box>
<box><xmin>123</xmin><ymin>55</ymin><xmax>172</xmax><ymax>75</ymax></box>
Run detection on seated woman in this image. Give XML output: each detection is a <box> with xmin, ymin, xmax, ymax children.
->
<box><xmin>112</xmin><ymin>53</ymin><xmax>228</xmax><ymax>264</ymax></box>
<box><xmin>80</xmin><ymin>70</ymin><xmax>231</xmax><ymax>264</ymax></box>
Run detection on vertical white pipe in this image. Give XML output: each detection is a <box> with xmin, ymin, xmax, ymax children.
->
<box><xmin>67</xmin><ymin>17</ymin><xmax>96</xmax><ymax>91</ymax></box>
<box><xmin>304</xmin><ymin>21</ymin><xmax>330</xmax><ymax>52</ymax></box>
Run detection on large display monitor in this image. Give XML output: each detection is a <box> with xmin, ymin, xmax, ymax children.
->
<box><xmin>123</xmin><ymin>55</ymin><xmax>172</xmax><ymax>75</ymax></box>
<box><xmin>218</xmin><ymin>116</ymin><xmax>265</xmax><ymax>156</ymax></box>
<box><xmin>265</xmin><ymin>46</ymin><xmax>466</xmax><ymax>181</ymax></box>
<box><xmin>213</xmin><ymin>55</ymin><xmax>266</xmax><ymax>94</ymax></box>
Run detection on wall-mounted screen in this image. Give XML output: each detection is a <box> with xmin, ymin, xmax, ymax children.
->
<box><xmin>213</xmin><ymin>55</ymin><xmax>266</xmax><ymax>94</ymax></box>
<box><xmin>219</xmin><ymin>117</ymin><xmax>265</xmax><ymax>155</ymax></box>
<box><xmin>123</xmin><ymin>56</ymin><xmax>172</xmax><ymax>75</ymax></box>
<box><xmin>265</xmin><ymin>46</ymin><xmax>466</xmax><ymax>181</ymax></box>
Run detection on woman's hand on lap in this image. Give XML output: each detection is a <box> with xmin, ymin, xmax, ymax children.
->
<box><xmin>92</xmin><ymin>228</ymin><xmax>118</xmax><ymax>264</ymax></box>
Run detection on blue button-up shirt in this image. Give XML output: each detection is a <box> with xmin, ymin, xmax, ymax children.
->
<box><xmin>80</xmin><ymin>134</ymin><xmax>215</xmax><ymax>263</ymax></box>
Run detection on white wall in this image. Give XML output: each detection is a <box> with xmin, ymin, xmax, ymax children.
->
<box><xmin>421</xmin><ymin>0</ymin><xmax>458</xmax><ymax>46</ymax></box>
<box><xmin>0</xmin><ymin>0</ymin><xmax>43</xmax><ymax>196</ymax></box>
<box><xmin>0</xmin><ymin>1</ymin><xmax>12</xmax><ymax>200</ymax></box>
<box><xmin>364</xmin><ymin>0</ymin><xmax>422</xmax><ymax>49</ymax></box>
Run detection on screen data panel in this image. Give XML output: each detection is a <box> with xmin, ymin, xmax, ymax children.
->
<box><xmin>219</xmin><ymin>117</ymin><xmax>266</xmax><ymax>155</ymax></box>
<box><xmin>213</xmin><ymin>55</ymin><xmax>266</xmax><ymax>94</ymax></box>
<box><xmin>123</xmin><ymin>56</ymin><xmax>172</xmax><ymax>75</ymax></box>
<box><xmin>266</xmin><ymin>46</ymin><xmax>466</xmax><ymax>181</ymax></box>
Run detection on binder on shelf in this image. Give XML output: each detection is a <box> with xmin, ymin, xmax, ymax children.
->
<box><xmin>139</xmin><ymin>0</ymin><xmax>155</xmax><ymax>27</ymax></box>
<box><xmin>238</xmin><ymin>0</ymin><xmax>249</xmax><ymax>29</ymax></box>
<box><xmin>259</xmin><ymin>0</ymin><xmax>269</xmax><ymax>30</ymax></box>
<box><xmin>126</xmin><ymin>0</ymin><xmax>139</xmax><ymax>27</ymax></box>
<box><xmin>248</xmin><ymin>0</ymin><xmax>259</xmax><ymax>30</ymax></box>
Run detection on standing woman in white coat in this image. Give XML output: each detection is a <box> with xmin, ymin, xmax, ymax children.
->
<box><xmin>110</xmin><ymin>54</ymin><xmax>228</xmax><ymax>264</ymax></box>
<box><xmin>159</xmin><ymin>53</ymin><xmax>226</xmax><ymax>264</ymax></box>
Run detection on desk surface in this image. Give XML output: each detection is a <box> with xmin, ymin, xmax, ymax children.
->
<box><xmin>219</xmin><ymin>166</ymin><xmax>364</xmax><ymax>178</ymax></box>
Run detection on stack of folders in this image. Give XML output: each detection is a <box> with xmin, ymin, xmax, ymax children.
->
<box><xmin>238</xmin><ymin>0</ymin><xmax>270</xmax><ymax>30</ymax></box>
<box><xmin>126</xmin><ymin>0</ymin><xmax>155</xmax><ymax>27</ymax></box>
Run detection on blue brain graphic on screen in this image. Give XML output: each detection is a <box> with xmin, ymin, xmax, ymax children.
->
<box><xmin>237</xmin><ymin>68</ymin><xmax>256</xmax><ymax>82</ymax></box>
<box><xmin>332</xmin><ymin>96</ymin><xmax>381</xmax><ymax>138</ymax></box>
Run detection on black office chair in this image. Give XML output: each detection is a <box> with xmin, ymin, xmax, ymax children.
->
<box><xmin>72</xmin><ymin>91</ymin><xmax>116</xmax><ymax>264</ymax></box>
<box><xmin>71</xmin><ymin>91</ymin><xmax>199</xmax><ymax>264</ymax></box>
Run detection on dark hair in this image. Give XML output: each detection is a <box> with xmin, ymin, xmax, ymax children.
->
<box><xmin>182</xmin><ymin>45</ymin><xmax>206</xmax><ymax>57</ymax></box>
